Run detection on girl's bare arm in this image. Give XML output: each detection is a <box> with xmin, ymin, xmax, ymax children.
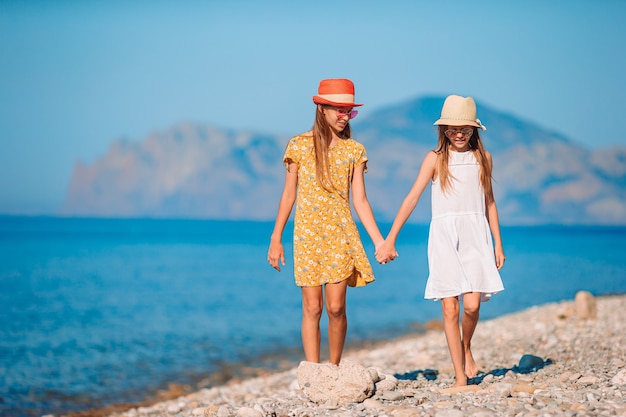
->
<box><xmin>376</xmin><ymin>151</ymin><xmax>437</xmax><ymax>263</ymax></box>
<box><xmin>351</xmin><ymin>162</ymin><xmax>385</xmax><ymax>249</ymax></box>
<box><xmin>485</xmin><ymin>152</ymin><xmax>505</xmax><ymax>269</ymax></box>
<box><xmin>268</xmin><ymin>162</ymin><xmax>298</xmax><ymax>271</ymax></box>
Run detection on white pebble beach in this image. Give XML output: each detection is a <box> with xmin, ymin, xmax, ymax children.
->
<box><xmin>100</xmin><ymin>294</ymin><xmax>625</xmax><ymax>417</ymax></box>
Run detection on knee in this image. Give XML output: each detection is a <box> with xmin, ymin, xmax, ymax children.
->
<box><xmin>326</xmin><ymin>301</ymin><xmax>346</xmax><ymax>320</ymax></box>
<box><xmin>302</xmin><ymin>302</ymin><xmax>323</xmax><ymax>320</ymax></box>
<box><xmin>441</xmin><ymin>300</ymin><xmax>460</xmax><ymax>320</ymax></box>
<box><xmin>464</xmin><ymin>302</ymin><xmax>480</xmax><ymax>317</ymax></box>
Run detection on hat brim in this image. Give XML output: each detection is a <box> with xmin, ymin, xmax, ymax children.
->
<box><xmin>313</xmin><ymin>96</ymin><xmax>363</xmax><ymax>107</ymax></box>
<box><xmin>434</xmin><ymin>118</ymin><xmax>486</xmax><ymax>130</ymax></box>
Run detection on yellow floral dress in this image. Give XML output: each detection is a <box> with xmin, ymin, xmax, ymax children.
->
<box><xmin>284</xmin><ymin>133</ymin><xmax>375</xmax><ymax>288</ymax></box>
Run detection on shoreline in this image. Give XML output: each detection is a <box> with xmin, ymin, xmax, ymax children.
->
<box><xmin>61</xmin><ymin>293</ymin><xmax>626</xmax><ymax>417</ymax></box>
<box><xmin>60</xmin><ymin>331</ymin><xmax>427</xmax><ymax>417</ymax></box>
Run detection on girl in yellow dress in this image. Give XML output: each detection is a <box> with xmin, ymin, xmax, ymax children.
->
<box><xmin>268</xmin><ymin>78</ymin><xmax>385</xmax><ymax>365</ymax></box>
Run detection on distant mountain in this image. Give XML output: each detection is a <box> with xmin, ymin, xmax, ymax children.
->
<box><xmin>61</xmin><ymin>96</ymin><xmax>626</xmax><ymax>225</ymax></box>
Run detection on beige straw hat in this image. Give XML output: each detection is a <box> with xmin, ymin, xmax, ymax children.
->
<box><xmin>434</xmin><ymin>95</ymin><xmax>486</xmax><ymax>130</ymax></box>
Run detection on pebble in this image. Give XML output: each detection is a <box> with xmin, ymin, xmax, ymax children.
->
<box><xmin>105</xmin><ymin>294</ymin><xmax>626</xmax><ymax>417</ymax></box>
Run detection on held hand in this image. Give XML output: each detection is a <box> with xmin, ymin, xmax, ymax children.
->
<box><xmin>374</xmin><ymin>241</ymin><xmax>387</xmax><ymax>264</ymax></box>
<box><xmin>267</xmin><ymin>241</ymin><xmax>285</xmax><ymax>272</ymax></box>
<box><xmin>495</xmin><ymin>247</ymin><xmax>506</xmax><ymax>270</ymax></box>
<box><xmin>375</xmin><ymin>240</ymin><xmax>399</xmax><ymax>265</ymax></box>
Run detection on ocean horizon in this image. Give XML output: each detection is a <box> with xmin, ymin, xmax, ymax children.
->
<box><xmin>1</xmin><ymin>216</ymin><xmax>625</xmax><ymax>417</ymax></box>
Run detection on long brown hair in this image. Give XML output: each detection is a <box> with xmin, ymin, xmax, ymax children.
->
<box><xmin>435</xmin><ymin>126</ymin><xmax>494</xmax><ymax>202</ymax></box>
<box><xmin>311</xmin><ymin>105</ymin><xmax>351</xmax><ymax>193</ymax></box>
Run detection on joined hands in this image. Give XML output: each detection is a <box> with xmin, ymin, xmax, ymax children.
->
<box><xmin>375</xmin><ymin>239</ymin><xmax>399</xmax><ymax>265</ymax></box>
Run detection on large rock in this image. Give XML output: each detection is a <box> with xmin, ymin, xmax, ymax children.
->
<box><xmin>296</xmin><ymin>360</ymin><xmax>375</xmax><ymax>405</ymax></box>
<box><xmin>574</xmin><ymin>290</ymin><xmax>597</xmax><ymax>320</ymax></box>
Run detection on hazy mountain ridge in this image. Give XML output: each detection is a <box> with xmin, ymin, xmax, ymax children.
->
<box><xmin>62</xmin><ymin>96</ymin><xmax>626</xmax><ymax>225</ymax></box>
<box><xmin>63</xmin><ymin>125</ymin><xmax>286</xmax><ymax>219</ymax></box>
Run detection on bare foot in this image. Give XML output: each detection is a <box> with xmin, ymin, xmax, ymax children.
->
<box><xmin>464</xmin><ymin>347</ymin><xmax>479</xmax><ymax>378</ymax></box>
<box><xmin>452</xmin><ymin>377</ymin><xmax>467</xmax><ymax>387</ymax></box>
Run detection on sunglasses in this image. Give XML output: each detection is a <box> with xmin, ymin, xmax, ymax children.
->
<box><xmin>444</xmin><ymin>128</ymin><xmax>474</xmax><ymax>138</ymax></box>
<box><xmin>332</xmin><ymin>107</ymin><xmax>358</xmax><ymax>120</ymax></box>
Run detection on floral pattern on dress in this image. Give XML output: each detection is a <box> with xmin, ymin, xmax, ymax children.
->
<box><xmin>283</xmin><ymin>134</ymin><xmax>375</xmax><ymax>287</ymax></box>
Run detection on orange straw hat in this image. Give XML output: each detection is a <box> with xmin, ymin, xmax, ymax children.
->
<box><xmin>312</xmin><ymin>78</ymin><xmax>363</xmax><ymax>107</ymax></box>
<box><xmin>434</xmin><ymin>95</ymin><xmax>487</xmax><ymax>130</ymax></box>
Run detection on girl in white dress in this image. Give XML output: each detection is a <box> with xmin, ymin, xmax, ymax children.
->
<box><xmin>376</xmin><ymin>95</ymin><xmax>505</xmax><ymax>386</ymax></box>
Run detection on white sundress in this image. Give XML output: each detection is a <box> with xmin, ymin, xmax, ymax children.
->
<box><xmin>424</xmin><ymin>150</ymin><xmax>504</xmax><ymax>301</ymax></box>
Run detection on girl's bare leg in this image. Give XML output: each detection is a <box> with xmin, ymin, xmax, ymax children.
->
<box><xmin>301</xmin><ymin>286</ymin><xmax>323</xmax><ymax>362</ymax></box>
<box><xmin>325</xmin><ymin>280</ymin><xmax>348</xmax><ymax>365</ymax></box>
<box><xmin>461</xmin><ymin>292</ymin><xmax>481</xmax><ymax>378</ymax></box>
<box><xmin>441</xmin><ymin>297</ymin><xmax>466</xmax><ymax>386</ymax></box>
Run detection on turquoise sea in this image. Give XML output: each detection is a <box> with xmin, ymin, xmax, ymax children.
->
<box><xmin>1</xmin><ymin>216</ymin><xmax>625</xmax><ymax>417</ymax></box>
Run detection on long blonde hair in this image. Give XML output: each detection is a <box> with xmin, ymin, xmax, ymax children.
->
<box><xmin>435</xmin><ymin>126</ymin><xmax>494</xmax><ymax>202</ymax></box>
<box><xmin>311</xmin><ymin>105</ymin><xmax>351</xmax><ymax>193</ymax></box>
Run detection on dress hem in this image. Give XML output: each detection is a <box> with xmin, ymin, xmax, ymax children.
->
<box><xmin>424</xmin><ymin>289</ymin><xmax>504</xmax><ymax>302</ymax></box>
<box><xmin>296</xmin><ymin>269</ymin><xmax>375</xmax><ymax>288</ymax></box>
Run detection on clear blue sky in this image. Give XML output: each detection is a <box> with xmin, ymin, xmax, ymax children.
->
<box><xmin>1</xmin><ymin>0</ymin><xmax>625</xmax><ymax>214</ymax></box>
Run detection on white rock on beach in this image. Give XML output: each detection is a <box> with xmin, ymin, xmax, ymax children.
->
<box><xmin>574</xmin><ymin>289</ymin><xmax>597</xmax><ymax>319</ymax></box>
<box><xmin>105</xmin><ymin>294</ymin><xmax>626</xmax><ymax>417</ymax></box>
<box><xmin>296</xmin><ymin>359</ymin><xmax>375</xmax><ymax>405</ymax></box>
